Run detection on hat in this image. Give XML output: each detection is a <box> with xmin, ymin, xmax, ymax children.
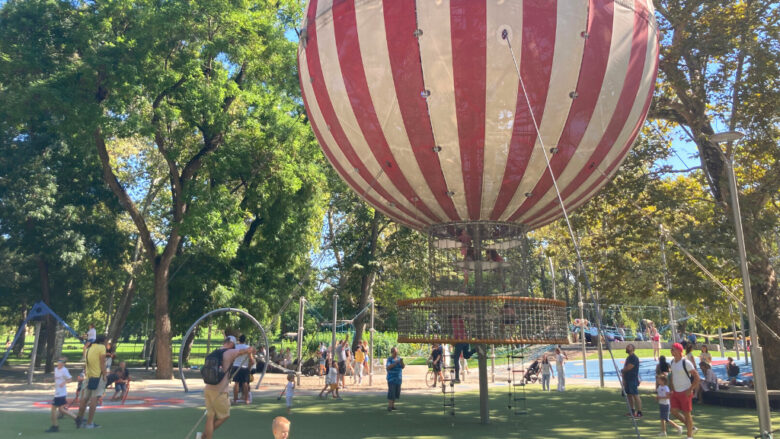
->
<box><xmin>672</xmin><ymin>342</ymin><xmax>684</xmax><ymax>352</ymax></box>
<box><xmin>224</xmin><ymin>335</ymin><xmax>237</xmax><ymax>345</ymax></box>
<box><xmin>57</xmin><ymin>358</ymin><xmax>66</xmax><ymax>363</ymax></box>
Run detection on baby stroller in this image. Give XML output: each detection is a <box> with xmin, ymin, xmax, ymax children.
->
<box><xmin>523</xmin><ymin>359</ymin><xmax>541</xmax><ymax>384</ymax></box>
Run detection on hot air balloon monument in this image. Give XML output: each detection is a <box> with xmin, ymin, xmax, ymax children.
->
<box><xmin>298</xmin><ymin>0</ymin><xmax>658</xmax><ymax>424</ymax></box>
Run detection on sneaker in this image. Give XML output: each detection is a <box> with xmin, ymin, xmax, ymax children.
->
<box><xmin>692</xmin><ymin>427</ymin><xmax>698</xmax><ymax>433</ymax></box>
<box><xmin>74</xmin><ymin>418</ymin><xmax>82</xmax><ymax>429</ymax></box>
<box><xmin>195</xmin><ymin>433</ymin><xmax>202</xmax><ymax>439</ymax></box>
<box><xmin>387</xmin><ymin>406</ymin><xmax>392</xmax><ymax>412</ymax></box>
<box><xmin>657</xmin><ymin>433</ymin><xmax>667</xmax><ymax>437</ymax></box>
<box><xmin>45</xmin><ymin>426</ymin><xmax>59</xmax><ymax>433</ymax></box>
<box><xmin>677</xmin><ymin>426</ymin><xmax>683</xmax><ymax>435</ymax></box>
<box><xmin>85</xmin><ymin>423</ymin><xmax>101</xmax><ymax>429</ymax></box>
<box><xmin>452</xmin><ymin>379</ymin><xmax>461</xmax><ymax>384</ymax></box>
<box><xmin>636</xmin><ymin>411</ymin><xmax>643</xmax><ymax>419</ymax></box>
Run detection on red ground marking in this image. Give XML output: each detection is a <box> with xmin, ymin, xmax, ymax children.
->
<box><xmin>33</xmin><ymin>396</ymin><xmax>185</xmax><ymax>410</ymax></box>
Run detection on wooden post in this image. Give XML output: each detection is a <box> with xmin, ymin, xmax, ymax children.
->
<box><xmin>478</xmin><ymin>345</ymin><xmax>489</xmax><ymax>425</ymax></box>
<box><xmin>28</xmin><ymin>321</ymin><xmax>42</xmax><ymax>385</ymax></box>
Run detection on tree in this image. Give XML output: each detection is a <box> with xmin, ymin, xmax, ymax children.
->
<box><xmin>0</xmin><ymin>0</ymin><xmax>315</xmax><ymax>378</ymax></box>
<box><xmin>650</xmin><ymin>0</ymin><xmax>780</xmax><ymax>388</ymax></box>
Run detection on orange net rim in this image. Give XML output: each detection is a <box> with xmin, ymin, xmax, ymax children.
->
<box><xmin>397</xmin><ymin>336</ymin><xmax>569</xmax><ymax>345</ymax></box>
<box><xmin>397</xmin><ymin>296</ymin><xmax>566</xmax><ymax>307</ymax></box>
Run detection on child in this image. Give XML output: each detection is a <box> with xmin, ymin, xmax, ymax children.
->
<box><xmin>46</xmin><ymin>358</ymin><xmax>78</xmax><ymax>432</ymax></box>
<box><xmin>656</xmin><ymin>375</ymin><xmax>683</xmax><ymax>436</ymax></box>
<box><xmin>272</xmin><ymin>416</ymin><xmax>290</xmax><ymax>439</ymax></box>
<box><xmin>278</xmin><ymin>373</ymin><xmax>295</xmax><ymax>414</ymax></box>
<box><xmin>540</xmin><ymin>355</ymin><xmax>554</xmax><ymax>391</ymax></box>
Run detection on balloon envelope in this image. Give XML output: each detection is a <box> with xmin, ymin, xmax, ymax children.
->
<box><xmin>298</xmin><ymin>0</ymin><xmax>659</xmax><ymax>230</ymax></box>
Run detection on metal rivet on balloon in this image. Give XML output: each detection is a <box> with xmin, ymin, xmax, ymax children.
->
<box><xmin>581</xmin><ymin>31</ymin><xmax>589</xmax><ymax>39</ymax></box>
<box><xmin>421</xmin><ymin>90</ymin><xmax>431</xmax><ymax>98</ymax></box>
<box><xmin>388</xmin><ymin>202</ymin><xmax>395</xmax><ymax>207</ymax></box>
<box><xmin>386</xmin><ymin>161</ymin><xmax>393</xmax><ymax>168</ymax></box>
<box><xmin>446</xmin><ymin>191</ymin><xmax>455</xmax><ymax>197</ymax></box>
<box><xmin>501</xmin><ymin>29</ymin><xmax>509</xmax><ymax>40</ymax></box>
<box><xmin>411</xmin><ymin>196</ymin><xmax>419</xmax><ymax>202</ymax></box>
<box><xmin>433</xmin><ymin>146</ymin><xmax>442</xmax><ymax>153</ymax></box>
<box><xmin>549</xmin><ymin>147</ymin><xmax>559</xmax><ymax>154</ymax></box>
<box><xmin>309</xmin><ymin>76</ymin><xmax>314</xmax><ymax>83</ymax></box>
<box><xmin>569</xmin><ymin>91</ymin><xmax>579</xmax><ymax>99</ymax></box>
<box><xmin>589</xmin><ymin>162</ymin><xmax>596</xmax><ymax>169</ymax></box>
<box><xmin>524</xmin><ymin>192</ymin><xmax>533</xmax><ymax>198</ymax></box>
<box><xmin>413</xmin><ymin>29</ymin><xmax>423</xmax><ymax>37</ymax></box>
<box><xmin>353</xmin><ymin>167</ymin><xmax>360</xmax><ymax>174</ymax></box>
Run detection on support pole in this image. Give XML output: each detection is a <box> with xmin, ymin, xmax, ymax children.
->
<box><xmin>490</xmin><ymin>345</ymin><xmax>495</xmax><ymax>383</ymax></box>
<box><xmin>28</xmin><ymin>321</ymin><xmax>42</xmax><ymax>385</ymax></box>
<box><xmin>296</xmin><ymin>296</ymin><xmax>305</xmax><ymax>386</ymax></box>
<box><xmin>730</xmin><ymin>305</ymin><xmax>740</xmax><ymax>361</ymax></box>
<box><xmin>597</xmin><ymin>333</ymin><xmax>604</xmax><ymax>388</ymax></box>
<box><xmin>549</xmin><ymin>257</ymin><xmax>556</xmax><ymax>300</ymax></box>
<box><xmin>369</xmin><ymin>296</ymin><xmax>375</xmax><ymax>386</ymax></box>
<box><xmin>722</xmin><ymin>154</ymin><xmax>772</xmax><ymax>438</ymax></box>
<box><xmin>332</xmin><ymin>293</ymin><xmax>338</xmax><ymax>357</ymax></box>
<box><xmin>660</xmin><ymin>232</ymin><xmax>678</xmax><ymax>344</ymax></box>
<box><xmin>577</xmin><ymin>265</ymin><xmax>587</xmax><ymax>378</ymax></box>
<box><xmin>718</xmin><ymin>328</ymin><xmax>725</xmax><ymax>356</ymax></box>
<box><xmin>478</xmin><ymin>345</ymin><xmax>489</xmax><ymax>425</ymax></box>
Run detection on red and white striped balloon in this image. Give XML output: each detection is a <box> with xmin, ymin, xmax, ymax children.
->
<box><xmin>298</xmin><ymin>0</ymin><xmax>659</xmax><ymax>230</ymax></box>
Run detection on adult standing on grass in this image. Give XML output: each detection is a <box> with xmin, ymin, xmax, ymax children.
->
<box><xmin>197</xmin><ymin>336</ymin><xmax>255</xmax><ymax>439</ymax></box>
<box><xmin>76</xmin><ymin>334</ymin><xmax>106</xmax><ymax>429</ymax></box>
<box><xmin>354</xmin><ymin>343</ymin><xmax>365</xmax><ymax>385</ymax></box>
<box><xmin>554</xmin><ymin>347</ymin><xmax>567</xmax><ymax>392</ymax></box>
<box><xmin>386</xmin><ymin>346</ymin><xmax>404</xmax><ymax>412</ymax></box>
<box><xmin>669</xmin><ymin>343</ymin><xmax>700</xmax><ymax>439</ymax></box>
<box><xmin>621</xmin><ymin>344</ymin><xmax>642</xmax><ymax>418</ymax></box>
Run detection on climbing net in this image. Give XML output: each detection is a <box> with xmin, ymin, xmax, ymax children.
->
<box><xmin>397</xmin><ymin>296</ymin><xmax>568</xmax><ymax>345</ymax></box>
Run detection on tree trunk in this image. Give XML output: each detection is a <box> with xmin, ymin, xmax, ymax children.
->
<box><xmin>13</xmin><ymin>307</ymin><xmax>27</xmax><ymax>357</ymax></box>
<box><xmin>181</xmin><ymin>330</ymin><xmax>196</xmax><ymax>366</ymax></box>
<box><xmin>153</xmin><ymin>262</ymin><xmax>173</xmax><ymax>379</ymax></box>
<box><xmin>352</xmin><ymin>212</ymin><xmax>380</xmax><ymax>351</ymax></box>
<box><xmin>37</xmin><ymin>257</ymin><xmax>56</xmax><ymax>373</ymax></box>
<box><xmin>743</xmin><ymin>228</ymin><xmax>780</xmax><ymax>389</ymax></box>
<box><xmin>107</xmin><ymin>275</ymin><xmax>138</xmax><ymax>344</ymax></box>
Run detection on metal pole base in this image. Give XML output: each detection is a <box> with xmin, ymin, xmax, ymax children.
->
<box><xmin>478</xmin><ymin>346</ymin><xmax>489</xmax><ymax>425</ymax></box>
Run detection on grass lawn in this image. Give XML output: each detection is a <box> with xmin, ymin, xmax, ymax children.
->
<box><xmin>2</xmin><ymin>386</ymin><xmax>775</xmax><ymax>438</ymax></box>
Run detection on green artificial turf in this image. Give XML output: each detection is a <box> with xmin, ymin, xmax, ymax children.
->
<box><xmin>2</xmin><ymin>386</ymin><xmax>775</xmax><ymax>438</ymax></box>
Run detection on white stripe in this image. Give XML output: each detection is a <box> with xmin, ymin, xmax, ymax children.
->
<box><xmin>528</xmin><ymin>21</ymin><xmax>659</xmax><ymax>229</ymax></box>
<box><xmin>416</xmin><ymin>0</ymin><xmax>469</xmax><ymax>220</ymax></box>
<box><xmin>481</xmin><ymin>0</ymin><xmax>524</xmax><ymax>219</ymax></box>
<box><xmin>498</xmin><ymin>1</ymin><xmax>588</xmax><ymax>221</ymax></box>
<box><xmin>315</xmin><ymin>7</ymin><xmax>436</xmax><ymax>223</ymax></box>
<box><xmin>354</xmin><ymin>0</ymin><xmax>448</xmax><ymax>222</ymax></box>
<box><xmin>298</xmin><ymin>46</ymin><xmax>422</xmax><ymax>228</ymax></box>
<box><xmin>315</xmin><ymin>0</ymin><xmax>333</xmax><ymax>21</ymax></box>
<box><xmin>519</xmin><ymin>1</ymin><xmax>634</xmax><ymax>223</ymax></box>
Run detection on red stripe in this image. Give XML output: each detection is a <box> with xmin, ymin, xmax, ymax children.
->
<box><xmin>450</xmin><ymin>0</ymin><xmax>487</xmax><ymax>220</ymax></box>
<box><xmin>301</xmin><ymin>0</ymin><xmax>427</xmax><ymax>229</ymax></box>
<box><xmin>383</xmin><ymin>0</ymin><xmax>460</xmax><ymax>222</ymax></box>
<box><xmin>490</xmin><ymin>0</ymin><xmax>557</xmax><ymax>220</ymax></box>
<box><xmin>508</xmin><ymin>0</ymin><xmax>615</xmax><ymax>222</ymax></box>
<box><xmin>527</xmin><ymin>27</ymin><xmax>659</xmax><ymax>229</ymax></box>
<box><xmin>332</xmin><ymin>0</ymin><xmax>443</xmax><ymax>224</ymax></box>
<box><xmin>523</xmin><ymin>2</ymin><xmax>649</xmax><ymax>225</ymax></box>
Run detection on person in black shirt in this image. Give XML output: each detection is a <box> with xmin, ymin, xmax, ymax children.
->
<box><xmin>622</xmin><ymin>344</ymin><xmax>642</xmax><ymax>418</ymax></box>
<box><xmin>108</xmin><ymin>361</ymin><xmax>130</xmax><ymax>401</ymax></box>
<box><xmin>430</xmin><ymin>344</ymin><xmax>444</xmax><ymax>387</ymax></box>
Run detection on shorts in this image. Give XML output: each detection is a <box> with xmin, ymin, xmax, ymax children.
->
<box><xmin>338</xmin><ymin>361</ymin><xmax>346</xmax><ymax>374</ymax></box>
<box><xmin>82</xmin><ymin>377</ymin><xmax>106</xmax><ymax>399</ymax></box>
<box><xmin>115</xmin><ymin>382</ymin><xmax>127</xmax><ymax>393</ymax></box>
<box><xmin>231</xmin><ymin>367</ymin><xmax>250</xmax><ymax>384</ymax></box>
<box><xmin>659</xmin><ymin>404</ymin><xmax>670</xmax><ymax>421</ymax></box>
<box><xmin>432</xmin><ymin>363</ymin><xmax>441</xmax><ymax>373</ymax></box>
<box><xmin>387</xmin><ymin>381</ymin><xmax>401</xmax><ymax>400</ymax></box>
<box><xmin>624</xmin><ymin>379</ymin><xmax>639</xmax><ymax>395</ymax></box>
<box><xmin>670</xmin><ymin>390</ymin><xmax>692</xmax><ymax>412</ymax></box>
<box><xmin>204</xmin><ymin>388</ymin><xmax>230</xmax><ymax>420</ymax></box>
<box><xmin>52</xmin><ymin>396</ymin><xmax>67</xmax><ymax>407</ymax></box>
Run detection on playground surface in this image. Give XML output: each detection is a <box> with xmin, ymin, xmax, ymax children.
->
<box><xmin>1</xmin><ymin>362</ymin><xmax>776</xmax><ymax>438</ymax></box>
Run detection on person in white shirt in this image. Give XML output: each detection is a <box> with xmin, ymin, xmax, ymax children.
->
<box><xmin>554</xmin><ymin>347</ymin><xmax>567</xmax><ymax>392</ymax></box>
<box><xmin>669</xmin><ymin>343</ymin><xmax>700</xmax><ymax>439</ymax></box>
<box><xmin>86</xmin><ymin>325</ymin><xmax>97</xmax><ymax>343</ymax></box>
<box><xmin>656</xmin><ymin>374</ymin><xmax>683</xmax><ymax>437</ymax></box>
<box><xmin>277</xmin><ymin>373</ymin><xmax>295</xmax><ymax>414</ymax></box>
<box><xmin>46</xmin><ymin>358</ymin><xmax>78</xmax><ymax>432</ymax></box>
<box><xmin>540</xmin><ymin>355</ymin><xmax>554</xmax><ymax>391</ymax></box>
<box><xmin>232</xmin><ymin>335</ymin><xmax>253</xmax><ymax>404</ymax></box>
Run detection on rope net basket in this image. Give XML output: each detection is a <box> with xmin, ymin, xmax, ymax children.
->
<box><xmin>397</xmin><ymin>221</ymin><xmax>568</xmax><ymax>345</ymax></box>
<box><xmin>397</xmin><ymin>296</ymin><xmax>568</xmax><ymax>345</ymax></box>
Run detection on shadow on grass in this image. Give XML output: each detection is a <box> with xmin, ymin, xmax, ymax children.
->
<box><xmin>1</xmin><ymin>386</ymin><xmax>775</xmax><ymax>438</ymax></box>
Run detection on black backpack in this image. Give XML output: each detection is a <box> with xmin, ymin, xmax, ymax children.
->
<box><xmin>201</xmin><ymin>349</ymin><xmax>227</xmax><ymax>385</ymax></box>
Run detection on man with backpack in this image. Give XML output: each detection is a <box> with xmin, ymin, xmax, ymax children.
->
<box><xmin>198</xmin><ymin>336</ymin><xmax>255</xmax><ymax>439</ymax></box>
<box><xmin>669</xmin><ymin>342</ymin><xmax>700</xmax><ymax>439</ymax></box>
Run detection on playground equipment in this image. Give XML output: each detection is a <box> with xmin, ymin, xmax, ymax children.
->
<box><xmin>298</xmin><ymin>0</ymin><xmax>659</xmax><ymax>426</ymax></box>
<box><xmin>178</xmin><ymin>308</ymin><xmax>269</xmax><ymax>393</ymax></box>
<box><xmin>0</xmin><ymin>301</ymin><xmax>84</xmax><ymax>384</ymax></box>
